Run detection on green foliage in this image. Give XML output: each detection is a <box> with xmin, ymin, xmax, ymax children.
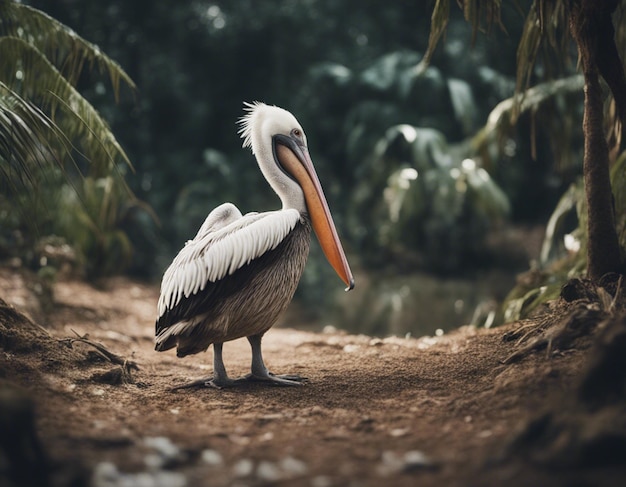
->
<box><xmin>423</xmin><ymin>1</ymin><xmax>576</xmax><ymax>95</ymax></box>
<box><xmin>0</xmin><ymin>0</ymin><xmax>144</xmax><ymax>278</ymax></box>
<box><xmin>500</xmin><ymin>182</ymin><xmax>585</xmax><ymax>324</ymax></box>
<box><xmin>500</xmin><ymin>148</ymin><xmax>626</xmax><ymax>324</ymax></box>
<box><xmin>0</xmin><ymin>0</ymin><xmax>135</xmax><ymax>175</ymax></box>
<box><xmin>352</xmin><ymin>123</ymin><xmax>510</xmax><ymax>272</ymax></box>
<box><xmin>23</xmin><ymin>2</ymin><xmax>579</xmax><ymax>287</ymax></box>
<box><xmin>302</xmin><ymin>46</ymin><xmax>530</xmax><ymax>274</ymax></box>
<box><xmin>0</xmin><ymin>81</ymin><xmax>62</xmax><ymax>191</ymax></box>
<box><xmin>423</xmin><ymin>0</ymin><xmax>626</xmax><ymax>326</ymax></box>
<box><xmin>422</xmin><ymin>0</ymin><xmax>504</xmax><ymax>72</ymax></box>
<box><xmin>474</xmin><ymin>74</ymin><xmax>584</xmax><ymax>172</ymax></box>
<box><xmin>55</xmin><ymin>176</ymin><xmax>135</xmax><ymax>278</ymax></box>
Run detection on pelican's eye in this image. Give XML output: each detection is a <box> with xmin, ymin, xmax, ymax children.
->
<box><xmin>291</xmin><ymin>128</ymin><xmax>302</xmax><ymax>139</ymax></box>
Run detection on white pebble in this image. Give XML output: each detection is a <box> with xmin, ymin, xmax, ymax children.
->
<box><xmin>257</xmin><ymin>461</ymin><xmax>281</xmax><ymax>482</ymax></box>
<box><xmin>233</xmin><ymin>459</ymin><xmax>254</xmax><ymax>477</ymax></box>
<box><xmin>144</xmin><ymin>436</ymin><xmax>180</xmax><ymax>459</ymax></box>
<box><xmin>377</xmin><ymin>450</ymin><xmax>434</xmax><ymax>476</ymax></box>
<box><xmin>389</xmin><ymin>428</ymin><xmax>409</xmax><ymax>437</ymax></box>
<box><xmin>377</xmin><ymin>451</ymin><xmax>402</xmax><ymax>476</ymax></box>
<box><xmin>92</xmin><ymin>462</ymin><xmax>119</xmax><ymax>485</ymax></box>
<box><xmin>90</xmin><ymin>462</ymin><xmax>187</xmax><ymax>487</ymax></box>
<box><xmin>280</xmin><ymin>456</ymin><xmax>308</xmax><ymax>476</ymax></box>
<box><xmin>403</xmin><ymin>450</ymin><xmax>431</xmax><ymax>468</ymax></box>
<box><xmin>144</xmin><ymin>453</ymin><xmax>164</xmax><ymax>469</ymax></box>
<box><xmin>201</xmin><ymin>449</ymin><xmax>223</xmax><ymax>466</ymax></box>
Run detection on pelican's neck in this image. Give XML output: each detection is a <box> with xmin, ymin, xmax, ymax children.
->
<box><xmin>255</xmin><ymin>141</ymin><xmax>307</xmax><ymax>214</ymax></box>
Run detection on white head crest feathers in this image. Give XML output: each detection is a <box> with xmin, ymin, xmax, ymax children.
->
<box><xmin>237</xmin><ymin>102</ymin><xmax>307</xmax><ymax>155</ymax></box>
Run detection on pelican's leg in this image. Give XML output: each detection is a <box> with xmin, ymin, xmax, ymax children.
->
<box><xmin>170</xmin><ymin>343</ymin><xmax>236</xmax><ymax>390</ymax></box>
<box><xmin>242</xmin><ymin>334</ymin><xmax>307</xmax><ymax>386</ymax></box>
<box><xmin>207</xmin><ymin>342</ymin><xmax>237</xmax><ymax>388</ymax></box>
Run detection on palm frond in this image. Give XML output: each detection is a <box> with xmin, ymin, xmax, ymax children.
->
<box><xmin>0</xmin><ymin>81</ymin><xmax>65</xmax><ymax>188</ymax></box>
<box><xmin>419</xmin><ymin>0</ymin><xmax>450</xmax><ymax>73</ymax></box>
<box><xmin>0</xmin><ymin>1</ymin><xmax>147</xmax><ymax>277</ymax></box>
<box><xmin>516</xmin><ymin>1</ymin><xmax>570</xmax><ymax>95</ymax></box>
<box><xmin>421</xmin><ymin>0</ymin><xmax>507</xmax><ymax>73</ymax></box>
<box><xmin>474</xmin><ymin>74</ymin><xmax>584</xmax><ymax>166</ymax></box>
<box><xmin>461</xmin><ymin>0</ymin><xmax>502</xmax><ymax>43</ymax></box>
<box><xmin>483</xmin><ymin>74</ymin><xmax>583</xmax><ymax>133</ymax></box>
<box><xmin>0</xmin><ymin>37</ymin><xmax>132</xmax><ymax>174</ymax></box>
<box><xmin>0</xmin><ymin>0</ymin><xmax>136</xmax><ymax>99</ymax></box>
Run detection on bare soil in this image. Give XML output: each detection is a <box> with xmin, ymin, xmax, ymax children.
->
<box><xmin>1</xmin><ymin>266</ymin><xmax>625</xmax><ymax>487</ymax></box>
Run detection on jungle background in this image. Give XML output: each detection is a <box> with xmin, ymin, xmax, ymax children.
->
<box><xmin>2</xmin><ymin>1</ymin><xmax>626</xmax><ymax>486</ymax></box>
<box><xmin>2</xmin><ymin>0</ymin><xmax>591</xmax><ymax>338</ymax></box>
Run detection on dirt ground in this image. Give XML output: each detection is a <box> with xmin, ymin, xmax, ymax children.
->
<box><xmin>1</xmin><ymin>266</ymin><xmax>626</xmax><ymax>487</ymax></box>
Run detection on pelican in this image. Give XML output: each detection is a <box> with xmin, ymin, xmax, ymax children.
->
<box><xmin>155</xmin><ymin>102</ymin><xmax>354</xmax><ymax>388</ymax></box>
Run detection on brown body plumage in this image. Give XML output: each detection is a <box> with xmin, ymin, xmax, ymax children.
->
<box><xmin>156</xmin><ymin>218</ymin><xmax>310</xmax><ymax>357</ymax></box>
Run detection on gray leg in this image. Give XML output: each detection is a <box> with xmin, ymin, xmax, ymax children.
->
<box><xmin>206</xmin><ymin>342</ymin><xmax>237</xmax><ymax>388</ymax></box>
<box><xmin>242</xmin><ymin>334</ymin><xmax>306</xmax><ymax>386</ymax></box>
<box><xmin>169</xmin><ymin>337</ymin><xmax>306</xmax><ymax>391</ymax></box>
<box><xmin>169</xmin><ymin>342</ymin><xmax>236</xmax><ymax>390</ymax></box>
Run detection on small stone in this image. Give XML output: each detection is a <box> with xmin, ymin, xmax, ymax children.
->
<box><xmin>91</xmin><ymin>462</ymin><xmax>119</xmax><ymax>485</ymax></box>
<box><xmin>280</xmin><ymin>456</ymin><xmax>308</xmax><ymax>476</ymax></box>
<box><xmin>91</xmin><ymin>462</ymin><xmax>187</xmax><ymax>487</ymax></box>
<box><xmin>389</xmin><ymin>428</ymin><xmax>409</xmax><ymax>437</ymax></box>
<box><xmin>144</xmin><ymin>452</ymin><xmax>164</xmax><ymax>469</ymax></box>
<box><xmin>377</xmin><ymin>450</ymin><xmax>435</xmax><ymax>476</ymax></box>
<box><xmin>259</xmin><ymin>431</ymin><xmax>274</xmax><ymax>442</ymax></box>
<box><xmin>201</xmin><ymin>449</ymin><xmax>223</xmax><ymax>466</ymax></box>
<box><xmin>377</xmin><ymin>451</ymin><xmax>403</xmax><ymax>476</ymax></box>
<box><xmin>143</xmin><ymin>436</ymin><xmax>184</xmax><ymax>469</ymax></box>
<box><xmin>257</xmin><ymin>461</ymin><xmax>281</xmax><ymax>482</ymax></box>
<box><xmin>233</xmin><ymin>459</ymin><xmax>254</xmax><ymax>477</ymax></box>
<box><xmin>403</xmin><ymin>450</ymin><xmax>434</xmax><ymax>471</ymax></box>
<box><xmin>144</xmin><ymin>436</ymin><xmax>180</xmax><ymax>459</ymax></box>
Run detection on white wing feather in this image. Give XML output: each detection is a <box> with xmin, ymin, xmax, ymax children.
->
<box><xmin>157</xmin><ymin>203</ymin><xmax>300</xmax><ymax>317</ymax></box>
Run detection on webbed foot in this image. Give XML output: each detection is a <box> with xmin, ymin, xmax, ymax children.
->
<box><xmin>168</xmin><ymin>376</ymin><xmax>237</xmax><ymax>391</ymax></box>
<box><xmin>237</xmin><ymin>372</ymin><xmax>308</xmax><ymax>386</ymax></box>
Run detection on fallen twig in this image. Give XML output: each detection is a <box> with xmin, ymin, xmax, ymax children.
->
<box><xmin>60</xmin><ymin>330</ymin><xmax>139</xmax><ymax>372</ymax></box>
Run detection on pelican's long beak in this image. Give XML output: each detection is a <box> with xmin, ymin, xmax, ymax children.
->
<box><xmin>274</xmin><ymin>134</ymin><xmax>354</xmax><ymax>291</ymax></box>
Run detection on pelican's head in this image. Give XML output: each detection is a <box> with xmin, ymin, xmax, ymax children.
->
<box><xmin>239</xmin><ymin>102</ymin><xmax>315</xmax><ymax>212</ymax></box>
<box><xmin>239</xmin><ymin>102</ymin><xmax>307</xmax><ymax>157</ymax></box>
<box><xmin>238</xmin><ymin>102</ymin><xmax>354</xmax><ymax>291</ymax></box>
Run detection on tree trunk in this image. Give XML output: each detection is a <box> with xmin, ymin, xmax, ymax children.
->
<box><xmin>569</xmin><ymin>0</ymin><xmax>622</xmax><ymax>280</ymax></box>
